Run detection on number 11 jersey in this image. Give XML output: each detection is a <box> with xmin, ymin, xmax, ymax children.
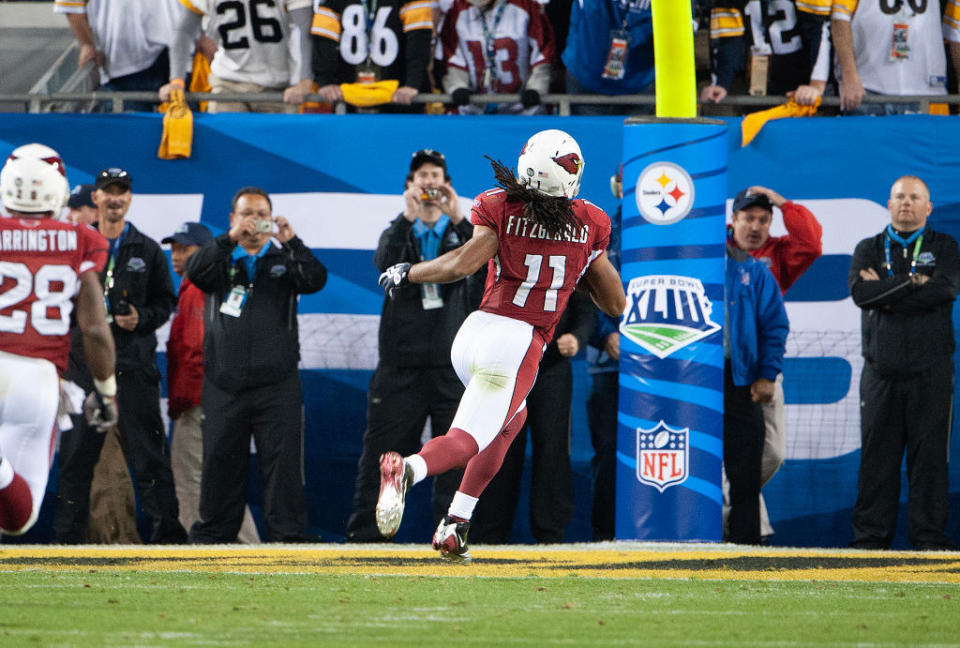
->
<box><xmin>471</xmin><ymin>188</ymin><xmax>611</xmax><ymax>341</ymax></box>
<box><xmin>0</xmin><ymin>218</ymin><xmax>108</xmax><ymax>374</ymax></box>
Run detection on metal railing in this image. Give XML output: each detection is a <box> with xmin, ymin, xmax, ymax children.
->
<box><xmin>1</xmin><ymin>90</ymin><xmax>958</xmax><ymax>115</ymax></box>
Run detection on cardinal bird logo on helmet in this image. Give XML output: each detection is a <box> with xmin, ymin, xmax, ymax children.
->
<box><xmin>552</xmin><ymin>153</ymin><xmax>581</xmax><ymax>175</ymax></box>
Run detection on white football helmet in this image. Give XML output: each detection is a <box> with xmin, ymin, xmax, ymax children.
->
<box><xmin>517</xmin><ymin>129</ymin><xmax>584</xmax><ymax>199</ymax></box>
<box><xmin>0</xmin><ymin>157</ymin><xmax>70</xmax><ymax>215</ymax></box>
<box><xmin>7</xmin><ymin>142</ymin><xmax>67</xmax><ymax>178</ymax></box>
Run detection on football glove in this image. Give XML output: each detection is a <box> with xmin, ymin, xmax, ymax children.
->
<box><xmin>379</xmin><ymin>262</ymin><xmax>411</xmax><ymax>299</ymax></box>
<box><xmin>83</xmin><ymin>391</ymin><xmax>118</xmax><ymax>433</ymax></box>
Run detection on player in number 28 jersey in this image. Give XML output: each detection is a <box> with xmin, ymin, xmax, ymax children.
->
<box><xmin>374</xmin><ymin>129</ymin><xmax>625</xmax><ymax>561</ymax></box>
<box><xmin>0</xmin><ymin>155</ymin><xmax>116</xmax><ymax>537</ymax></box>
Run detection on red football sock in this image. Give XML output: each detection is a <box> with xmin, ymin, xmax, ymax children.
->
<box><xmin>418</xmin><ymin>428</ymin><xmax>479</xmax><ymax>476</ymax></box>
<box><xmin>459</xmin><ymin>409</ymin><xmax>528</xmax><ymax>498</ymax></box>
<box><xmin>0</xmin><ymin>472</ymin><xmax>33</xmax><ymax>533</ymax></box>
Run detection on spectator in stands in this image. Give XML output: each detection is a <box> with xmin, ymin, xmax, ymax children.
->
<box><xmin>311</xmin><ymin>0</ymin><xmax>433</xmax><ymax>110</ymax></box>
<box><xmin>54</xmin><ymin>0</ymin><xmax>181</xmax><ymax>112</ymax></box>
<box><xmin>726</xmin><ymin>186</ymin><xmax>822</xmax><ymax>539</ymax></box>
<box><xmin>849</xmin><ymin>175</ymin><xmax>958</xmax><ymax>550</ymax></box>
<box><xmin>832</xmin><ymin>0</ymin><xmax>952</xmax><ymax>114</ymax></box>
<box><xmin>159</xmin><ymin>0</ymin><xmax>316</xmax><ymax>113</ymax></box>
<box><xmin>701</xmin><ymin>0</ymin><xmax>832</xmax><ymax>107</ymax></box>
<box><xmin>346</xmin><ymin>149</ymin><xmax>478</xmax><ymax>542</ymax></box>
<box><xmin>585</xmin><ymin>164</ymin><xmax>623</xmax><ymax>541</ymax></box>
<box><xmin>67</xmin><ymin>184</ymin><xmax>97</xmax><ymax>225</ymax></box>
<box><xmin>185</xmin><ymin>187</ymin><xmax>326</xmax><ymax>543</ymax></box>
<box><xmin>472</xmin><ymin>290</ymin><xmax>594</xmax><ymax>544</ymax></box>
<box><xmin>439</xmin><ymin>0</ymin><xmax>555</xmax><ymax>115</ymax></box>
<box><xmin>163</xmin><ymin>222</ymin><xmax>260</xmax><ymax>544</ymax></box>
<box><xmin>561</xmin><ymin>0</ymin><xmax>655</xmax><ymax>115</ymax></box>
<box><xmin>54</xmin><ymin>167</ymin><xmax>185</xmax><ymax>544</ymax></box>
<box><xmin>724</xmin><ymin>241</ymin><xmax>788</xmax><ymax>545</ymax></box>
<box><xmin>947</xmin><ymin>0</ymin><xmax>960</xmax><ymax>99</ymax></box>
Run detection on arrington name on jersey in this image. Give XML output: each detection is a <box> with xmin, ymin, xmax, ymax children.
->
<box><xmin>0</xmin><ymin>219</ymin><xmax>107</xmax><ymax>373</ymax></box>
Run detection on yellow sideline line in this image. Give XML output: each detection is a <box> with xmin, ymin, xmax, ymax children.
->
<box><xmin>3</xmin><ymin>546</ymin><xmax>960</xmax><ymax>583</ymax></box>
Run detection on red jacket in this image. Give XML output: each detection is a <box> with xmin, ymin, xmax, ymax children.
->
<box><xmin>167</xmin><ymin>278</ymin><xmax>205</xmax><ymax>418</ymax></box>
<box><xmin>735</xmin><ymin>201</ymin><xmax>823</xmax><ymax>294</ymax></box>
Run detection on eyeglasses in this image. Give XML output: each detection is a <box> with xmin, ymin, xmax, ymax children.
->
<box><xmin>98</xmin><ymin>168</ymin><xmax>130</xmax><ymax>179</ymax></box>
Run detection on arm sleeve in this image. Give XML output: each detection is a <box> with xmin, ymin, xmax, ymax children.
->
<box><xmin>709</xmin><ymin>6</ymin><xmax>747</xmax><ymax>89</ymax></box>
<box><xmin>848</xmin><ymin>238</ymin><xmax>913</xmax><ymax>308</ymax></box>
<box><xmin>888</xmin><ymin>236</ymin><xmax>960</xmax><ymax>311</ymax></box>
<box><xmin>169</xmin><ymin>7</ymin><xmax>204</xmax><ymax>81</ymax></box>
<box><xmin>285</xmin><ymin>237</ymin><xmax>328</xmax><ymax>294</ymax></box>
<box><xmin>776</xmin><ymin>201</ymin><xmax>823</xmax><ymax>290</ymax></box>
<box><xmin>567</xmin><ymin>290</ymin><xmax>597</xmax><ymax>351</ymax></box>
<box><xmin>403</xmin><ymin>25</ymin><xmax>433</xmax><ymax>90</ymax></box>
<box><xmin>185</xmin><ymin>233</ymin><xmax>235</xmax><ymax>292</ymax></box>
<box><xmin>755</xmin><ymin>266</ymin><xmax>789</xmax><ymax>380</ymax></box>
<box><xmin>373</xmin><ymin>216</ymin><xmax>417</xmax><ymax>271</ymax></box>
<box><xmin>136</xmin><ymin>245</ymin><xmax>177</xmax><ymax>334</ymax></box>
<box><xmin>290</xmin><ymin>6</ymin><xmax>315</xmax><ymax>82</ymax></box>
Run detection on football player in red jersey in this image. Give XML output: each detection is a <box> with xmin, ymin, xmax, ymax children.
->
<box><xmin>375</xmin><ymin>129</ymin><xmax>625</xmax><ymax>560</ymax></box>
<box><xmin>0</xmin><ymin>157</ymin><xmax>117</xmax><ymax>536</ymax></box>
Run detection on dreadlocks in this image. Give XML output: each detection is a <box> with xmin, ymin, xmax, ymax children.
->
<box><xmin>487</xmin><ymin>156</ymin><xmax>582</xmax><ymax>239</ymax></box>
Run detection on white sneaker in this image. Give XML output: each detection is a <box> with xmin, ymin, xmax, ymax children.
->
<box><xmin>375</xmin><ymin>452</ymin><xmax>413</xmax><ymax>538</ymax></box>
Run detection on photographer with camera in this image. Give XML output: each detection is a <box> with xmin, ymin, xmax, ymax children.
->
<box><xmin>54</xmin><ymin>167</ymin><xmax>186</xmax><ymax>544</ymax></box>
<box><xmin>346</xmin><ymin>149</ymin><xmax>481</xmax><ymax>542</ymax></box>
<box><xmin>185</xmin><ymin>187</ymin><xmax>327</xmax><ymax>543</ymax></box>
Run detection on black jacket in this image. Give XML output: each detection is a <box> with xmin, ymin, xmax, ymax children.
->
<box><xmin>91</xmin><ymin>221</ymin><xmax>176</xmax><ymax>378</ymax></box>
<box><xmin>374</xmin><ymin>214</ymin><xmax>480</xmax><ymax>368</ymax></box>
<box><xmin>849</xmin><ymin>226</ymin><xmax>960</xmax><ymax>377</ymax></box>
<box><xmin>541</xmin><ymin>290</ymin><xmax>596</xmax><ymax>370</ymax></box>
<box><xmin>186</xmin><ymin>233</ymin><xmax>327</xmax><ymax>393</ymax></box>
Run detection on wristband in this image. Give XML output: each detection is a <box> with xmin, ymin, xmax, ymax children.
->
<box><xmin>170</xmin><ymin>78</ymin><xmax>185</xmax><ymax>88</ymax></box>
<box><xmin>94</xmin><ymin>375</ymin><xmax>117</xmax><ymax>397</ymax></box>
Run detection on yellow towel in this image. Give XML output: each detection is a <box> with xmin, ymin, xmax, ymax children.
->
<box><xmin>189</xmin><ymin>51</ymin><xmax>211</xmax><ymax>113</ymax></box>
<box><xmin>339</xmin><ymin>80</ymin><xmax>400</xmax><ymax>107</ymax></box>
<box><xmin>741</xmin><ymin>97</ymin><xmax>820</xmax><ymax>147</ymax></box>
<box><xmin>158</xmin><ymin>88</ymin><xmax>193</xmax><ymax>160</ymax></box>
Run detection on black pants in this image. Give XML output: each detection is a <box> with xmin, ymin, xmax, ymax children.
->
<box><xmin>472</xmin><ymin>361</ymin><xmax>575</xmax><ymax>544</ymax></box>
<box><xmin>723</xmin><ymin>363</ymin><xmax>765</xmax><ymax>545</ymax></box>
<box><xmin>587</xmin><ymin>371</ymin><xmax>619</xmax><ymax>541</ymax></box>
<box><xmin>189</xmin><ymin>373</ymin><xmax>307</xmax><ymax>543</ymax></box>
<box><xmin>54</xmin><ymin>367</ymin><xmax>185</xmax><ymax>544</ymax></box>
<box><xmin>346</xmin><ymin>365</ymin><xmax>463</xmax><ymax>541</ymax></box>
<box><xmin>852</xmin><ymin>359</ymin><xmax>953</xmax><ymax>549</ymax></box>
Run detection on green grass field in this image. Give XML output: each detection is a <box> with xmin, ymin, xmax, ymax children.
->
<box><xmin>2</xmin><ymin>544</ymin><xmax>959</xmax><ymax>647</ymax></box>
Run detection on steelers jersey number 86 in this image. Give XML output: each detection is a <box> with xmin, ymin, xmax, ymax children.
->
<box><xmin>339</xmin><ymin>4</ymin><xmax>400</xmax><ymax>67</ymax></box>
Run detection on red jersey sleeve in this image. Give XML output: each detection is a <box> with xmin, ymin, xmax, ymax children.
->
<box><xmin>77</xmin><ymin>223</ymin><xmax>108</xmax><ymax>276</ymax></box>
<box><xmin>470</xmin><ymin>188</ymin><xmax>507</xmax><ymax>231</ymax></box>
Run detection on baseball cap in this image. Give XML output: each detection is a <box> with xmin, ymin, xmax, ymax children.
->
<box><xmin>95</xmin><ymin>167</ymin><xmax>132</xmax><ymax>190</ymax></box>
<box><xmin>732</xmin><ymin>189</ymin><xmax>773</xmax><ymax>213</ymax></box>
<box><xmin>410</xmin><ymin>149</ymin><xmax>446</xmax><ymax>173</ymax></box>
<box><xmin>161</xmin><ymin>222</ymin><xmax>213</xmax><ymax>247</ymax></box>
<box><xmin>67</xmin><ymin>183</ymin><xmax>96</xmax><ymax>209</ymax></box>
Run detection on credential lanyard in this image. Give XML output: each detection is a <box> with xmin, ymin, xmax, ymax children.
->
<box><xmin>360</xmin><ymin>0</ymin><xmax>379</xmax><ymax>60</ymax></box>
<box><xmin>102</xmin><ymin>222</ymin><xmax>130</xmax><ymax>301</ymax></box>
<box><xmin>884</xmin><ymin>224</ymin><xmax>925</xmax><ymax>277</ymax></box>
<box><xmin>478</xmin><ymin>0</ymin><xmax>509</xmax><ymax>90</ymax></box>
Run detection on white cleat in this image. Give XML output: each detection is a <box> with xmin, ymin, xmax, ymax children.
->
<box><xmin>432</xmin><ymin>515</ymin><xmax>472</xmax><ymax>563</ymax></box>
<box><xmin>375</xmin><ymin>452</ymin><xmax>412</xmax><ymax>538</ymax></box>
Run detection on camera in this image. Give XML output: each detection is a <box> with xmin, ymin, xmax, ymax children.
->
<box><xmin>421</xmin><ymin>188</ymin><xmax>440</xmax><ymax>201</ymax></box>
<box><xmin>112</xmin><ymin>299</ymin><xmax>131</xmax><ymax>316</ymax></box>
<box><xmin>255</xmin><ymin>219</ymin><xmax>273</xmax><ymax>233</ymax></box>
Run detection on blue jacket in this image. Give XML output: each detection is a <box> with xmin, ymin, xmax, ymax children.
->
<box><xmin>561</xmin><ymin>0</ymin><xmax>655</xmax><ymax>95</ymax></box>
<box><xmin>726</xmin><ymin>245</ymin><xmax>789</xmax><ymax>387</ymax></box>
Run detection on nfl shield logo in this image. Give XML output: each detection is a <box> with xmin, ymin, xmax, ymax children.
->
<box><xmin>636</xmin><ymin>421</ymin><xmax>689</xmax><ymax>492</ymax></box>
